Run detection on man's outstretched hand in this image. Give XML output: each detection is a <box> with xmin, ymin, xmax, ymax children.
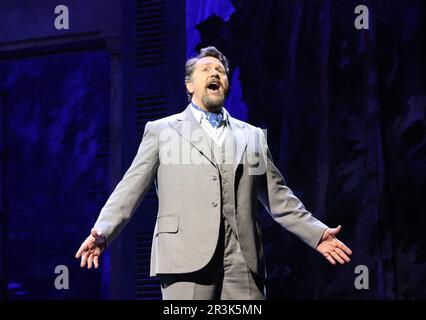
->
<box><xmin>316</xmin><ymin>225</ymin><xmax>352</xmax><ymax>265</ymax></box>
<box><xmin>75</xmin><ymin>229</ymin><xmax>106</xmax><ymax>269</ymax></box>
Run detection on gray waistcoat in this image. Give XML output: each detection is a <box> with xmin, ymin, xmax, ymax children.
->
<box><xmin>208</xmin><ymin>126</ymin><xmax>238</xmax><ymax>238</ymax></box>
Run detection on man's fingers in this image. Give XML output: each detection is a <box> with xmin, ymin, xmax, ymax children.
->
<box><xmin>93</xmin><ymin>256</ymin><xmax>99</xmax><ymax>269</ymax></box>
<box><xmin>330</xmin><ymin>251</ymin><xmax>345</xmax><ymax>264</ymax></box>
<box><xmin>318</xmin><ymin>232</ymin><xmax>353</xmax><ymax>266</ymax></box>
<box><xmin>80</xmin><ymin>251</ymin><xmax>89</xmax><ymax>268</ymax></box>
<box><xmin>338</xmin><ymin>242</ymin><xmax>353</xmax><ymax>255</ymax></box>
<box><xmin>325</xmin><ymin>254</ymin><xmax>336</xmax><ymax>265</ymax></box>
<box><xmin>328</xmin><ymin>225</ymin><xmax>341</xmax><ymax>237</ymax></box>
<box><xmin>87</xmin><ymin>254</ymin><xmax>93</xmax><ymax>269</ymax></box>
<box><xmin>335</xmin><ymin>247</ymin><xmax>351</xmax><ymax>263</ymax></box>
<box><xmin>75</xmin><ymin>243</ymin><xmax>88</xmax><ymax>259</ymax></box>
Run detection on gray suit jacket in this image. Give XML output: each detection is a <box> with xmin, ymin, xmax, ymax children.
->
<box><xmin>94</xmin><ymin>105</ymin><xmax>328</xmax><ymax>276</ymax></box>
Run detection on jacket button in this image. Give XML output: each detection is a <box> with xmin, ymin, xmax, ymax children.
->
<box><xmin>212</xmin><ymin>176</ymin><xmax>217</xmax><ymax>181</ymax></box>
<box><xmin>212</xmin><ymin>202</ymin><xmax>217</xmax><ymax>207</ymax></box>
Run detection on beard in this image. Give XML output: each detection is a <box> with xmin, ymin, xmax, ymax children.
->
<box><xmin>201</xmin><ymin>89</ymin><xmax>226</xmax><ymax>113</ymax></box>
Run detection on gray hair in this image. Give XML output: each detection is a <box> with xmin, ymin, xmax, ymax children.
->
<box><xmin>184</xmin><ymin>46</ymin><xmax>230</xmax><ymax>101</ymax></box>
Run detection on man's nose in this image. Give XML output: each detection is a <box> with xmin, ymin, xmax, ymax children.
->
<box><xmin>210</xmin><ymin>71</ymin><xmax>220</xmax><ymax>78</ymax></box>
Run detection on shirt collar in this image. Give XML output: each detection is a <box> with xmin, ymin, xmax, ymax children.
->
<box><xmin>190</xmin><ymin>103</ymin><xmax>229</xmax><ymax>126</ymax></box>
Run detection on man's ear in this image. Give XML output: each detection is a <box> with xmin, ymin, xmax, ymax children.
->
<box><xmin>185</xmin><ymin>80</ymin><xmax>194</xmax><ymax>95</ymax></box>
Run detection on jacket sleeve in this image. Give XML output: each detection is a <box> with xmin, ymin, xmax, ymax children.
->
<box><xmin>256</xmin><ymin>127</ymin><xmax>328</xmax><ymax>249</ymax></box>
<box><xmin>93</xmin><ymin>121</ymin><xmax>159</xmax><ymax>246</ymax></box>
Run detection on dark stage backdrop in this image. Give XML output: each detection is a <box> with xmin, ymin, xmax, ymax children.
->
<box><xmin>187</xmin><ymin>0</ymin><xmax>426</xmax><ymax>299</ymax></box>
<box><xmin>0</xmin><ymin>0</ymin><xmax>425</xmax><ymax>300</ymax></box>
<box><xmin>0</xmin><ymin>51</ymin><xmax>110</xmax><ymax>299</ymax></box>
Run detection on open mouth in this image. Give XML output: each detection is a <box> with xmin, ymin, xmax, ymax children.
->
<box><xmin>207</xmin><ymin>82</ymin><xmax>220</xmax><ymax>93</ymax></box>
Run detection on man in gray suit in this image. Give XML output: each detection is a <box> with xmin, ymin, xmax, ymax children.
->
<box><xmin>75</xmin><ymin>46</ymin><xmax>352</xmax><ymax>300</ymax></box>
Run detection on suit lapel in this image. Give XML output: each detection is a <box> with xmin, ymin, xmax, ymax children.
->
<box><xmin>169</xmin><ymin>105</ymin><xmax>217</xmax><ymax>167</ymax></box>
<box><xmin>229</xmin><ymin>116</ymin><xmax>248</xmax><ymax>173</ymax></box>
<box><xmin>169</xmin><ymin>105</ymin><xmax>248</xmax><ymax>172</ymax></box>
